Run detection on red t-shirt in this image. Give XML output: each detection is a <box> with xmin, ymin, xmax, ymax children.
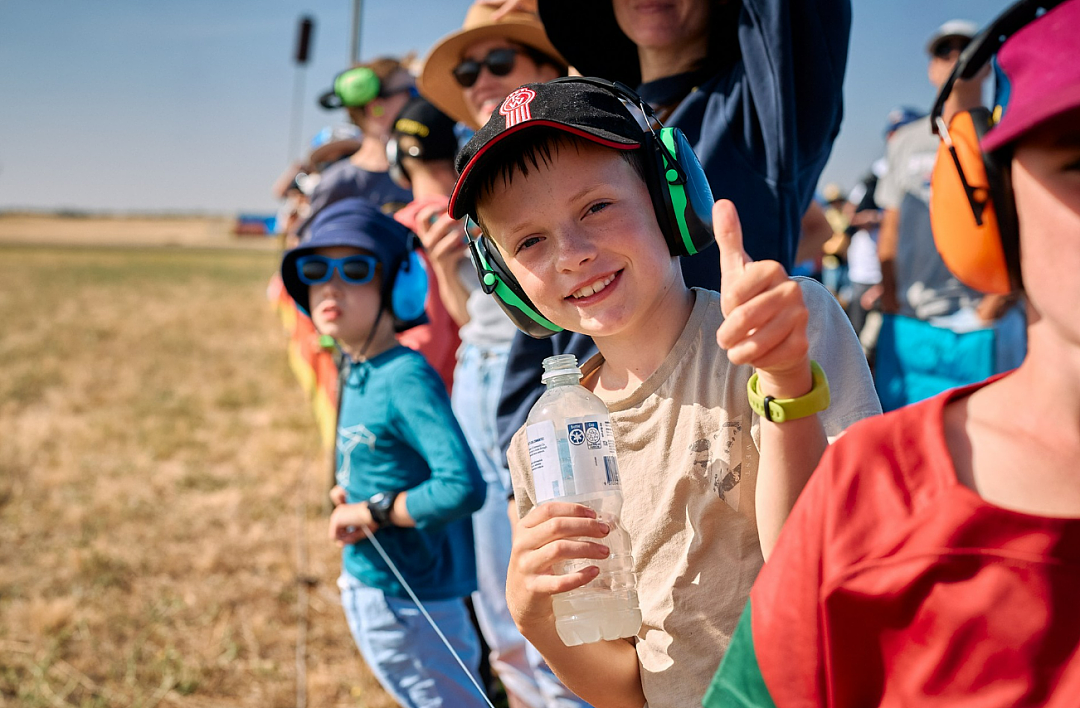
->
<box><xmin>714</xmin><ymin>378</ymin><xmax>1080</xmax><ymax>707</ymax></box>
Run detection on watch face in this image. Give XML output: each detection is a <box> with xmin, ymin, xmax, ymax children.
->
<box><xmin>368</xmin><ymin>492</ymin><xmax>396</xmax><ymax>526</ymax></box>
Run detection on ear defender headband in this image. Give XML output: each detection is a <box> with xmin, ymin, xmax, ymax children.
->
<box><xmin>929</xmin><ymin>0</ymin><xmax>1063</xmax><ymax>294</ymax></box>
<box><xmin>464</xmin><ymin>77</ymin><xmax>715</xmax><ymax>339</ymax></box>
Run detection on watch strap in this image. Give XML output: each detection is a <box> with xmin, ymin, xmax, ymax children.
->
<box><xmin>746</xmin><ymin>361</ymin><xmax>830</xmax><ymax>423</ymax></box>
<box><xmin>367</xmin><ymin>491</ymin><xmax>398</xmax><ymax>528</ymax></box>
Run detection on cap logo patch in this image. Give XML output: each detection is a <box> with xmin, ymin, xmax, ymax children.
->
<box><xmin>500</xmin><ymin>87</ymin><xmax>536</xmax><ymax>129</ymax></box>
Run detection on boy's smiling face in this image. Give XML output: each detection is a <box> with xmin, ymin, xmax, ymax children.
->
<box><xmin>308</xmin><ymin>245</ymin><xmax>386</xmax><ymax>353</ymax></box>
<box><xmin>478</xmin><ymin>139</ymin><xmax>685</xmax><ymax>342</ymax></box>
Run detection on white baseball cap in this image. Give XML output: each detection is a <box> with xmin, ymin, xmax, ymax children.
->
<box><xmin>926</xmin><ymin>19</ymin><xmax>979</xmax><ymax>56</ymax></box>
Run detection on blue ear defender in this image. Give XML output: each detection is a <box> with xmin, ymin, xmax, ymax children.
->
<box><xmin>390</xmin><ymin>247</ymin><xmax>428</xmax><ymax>325</ymax></box>
<box><xmin>386</xmin><ymin>232</ymin><xmax>429</xmax><ymax>331</ymax></box>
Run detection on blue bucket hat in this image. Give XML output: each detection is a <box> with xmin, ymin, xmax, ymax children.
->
<box><xmin>280</xmin><ymin>197</ymin><xmax>414</xmax><ymax>316</ymax></box>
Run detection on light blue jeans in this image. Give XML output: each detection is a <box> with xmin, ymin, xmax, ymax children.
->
<box><xmin>452</xmin><ymin>342</ymin><xmax>591</xmax><ymax>708</ymax></box>
<box><xmin>338</xmin><ymin>573</ymin><xmax>485</xmax><ymax>707</ymax></box>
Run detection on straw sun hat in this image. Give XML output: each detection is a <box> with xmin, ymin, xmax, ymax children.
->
<box><xmin>419</xmin><ymin>4</ymin><xmax>567</xmax><ymax>129</ymax></box>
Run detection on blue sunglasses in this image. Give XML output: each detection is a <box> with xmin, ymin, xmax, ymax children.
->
<box><xmin>296</xmin><ymin>254</ymin><xmax>379</xmax><ymax>285</ymax></box>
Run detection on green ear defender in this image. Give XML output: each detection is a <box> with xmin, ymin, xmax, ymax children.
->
<box><xmin>335</xmin><ymin>67</ymin><xmax>380</xmax><ymax>107</ymax></box>
<box><xmin>319</xmin><ymin>67</ymin><xmax>381</xmax><ymax>109</ymax></box>
<box><xmin>467</xmin><ymin>231</ymin><xmax>563</xmax><ymax>339</ymax></box>
<box><xmin>650</xmin><ymin>126</ymin><xmax>716</xmax><ymax>257</ymax></box>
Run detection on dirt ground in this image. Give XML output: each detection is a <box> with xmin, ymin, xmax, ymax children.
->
<box><xmin>0</xmin><ymin>216</ymin><xmax>398</xmax><ymax>707</ymax></box>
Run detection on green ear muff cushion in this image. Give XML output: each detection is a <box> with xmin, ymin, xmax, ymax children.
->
<box><xmin>660</xmin><ymin>128</ymin><xmax>697</xmax><ymax>255</ymax></box>
<box><xmin>335</xmin><ymin>67</ymin><xmax>381</xmax><ymax>108</ymax></box>
<box><xmin>660</xmin><ymin>127</ymin><xmax>715</xmax><ymax>256</ymax></box>
<box><xmin>474</xmin><ymin>238</ymin><xmax>562</xmax><ymax>335</ymax></box>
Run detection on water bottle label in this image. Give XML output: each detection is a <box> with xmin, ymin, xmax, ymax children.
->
<box><xmin>566</xmin><ymin>415</ymin><xmax>620</xmax><ymax>495</ymax></box>
<box><xmin>527</xmin><ymin>420</ymin><xmax>567</xmax><ymax>502</ymax></box>
<box><xmin>527</xmin><ymin>415</ymin><xmax>620</xmax><ymax>503</ymax></box>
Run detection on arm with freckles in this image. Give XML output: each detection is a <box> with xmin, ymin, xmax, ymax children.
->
<box><xmin>507</xmin><ymin>501</ymin><xmax>646</xmax><ymax>708</ymax></box>
<box><xmin>714</xmin><ymin>200</ymin><xmax>828</xmax><ymax>559</ymax></box>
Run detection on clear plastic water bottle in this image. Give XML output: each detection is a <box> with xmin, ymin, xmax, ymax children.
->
<box><xmin>525</xmin><ymin>354</ymin><xmax>641</xmax><ymax>646</ymax></box>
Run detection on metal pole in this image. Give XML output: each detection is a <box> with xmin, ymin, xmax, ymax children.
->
<box><xmin>350</xmin><ymin>0</ymin><xmax>364</xmax><ymax>63</ymax></box>
<box><xmin>288</xmin><ymin>16</ymin><xmax>315</xmax><ymax>163</ymax></box>
<box><xmin>288</xmin><ymin>68</ymin><xmax>307</xmax><ymax>163</ymax></box>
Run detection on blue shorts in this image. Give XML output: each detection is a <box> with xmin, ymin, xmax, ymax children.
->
<box><xmin>338</xmin><ymin>573</ymin><xmax>485</xmax><ymax>707</ymax></box>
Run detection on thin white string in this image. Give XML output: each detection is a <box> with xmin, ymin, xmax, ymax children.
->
<box><xmin>360</xmin><ymin>525</ymin><xmax>497</xmax><ymax>708</ymax></box>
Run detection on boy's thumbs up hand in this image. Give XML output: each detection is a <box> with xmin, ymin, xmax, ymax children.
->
<box><xmin>714</xmin><ymin>200</ymin><xmax>813</xmax><ymax>400</ymax></box>
<box><xmin>716</xmin><ymin>199</ymin><xmax>752</xmax><ymax>284</ymax></box>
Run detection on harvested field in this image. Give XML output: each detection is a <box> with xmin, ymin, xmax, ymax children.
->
<box><xmin>0</xmin><ymin>230</ymin><xmax>396</xmax><ymax>706</ymax></box>
<box><xmin>0</xmin><ymin>213</ymin><xmax>270</xmax><ymax>250</ymax></box>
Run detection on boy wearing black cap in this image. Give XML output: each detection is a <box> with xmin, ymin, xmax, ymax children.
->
<box><xmin>448</xmin><ymin>80</ymin><xmax>880</xmax><ymax>708</ymax></box>
<box><xmin>495</xmin><ymin>0</ymin><xmax>854</xmax><ymax>517</ymax></box>
<box><xmin>280</xmin><ymin>197</ymin><xmax>487</xmax><ymax>707</ymax></box>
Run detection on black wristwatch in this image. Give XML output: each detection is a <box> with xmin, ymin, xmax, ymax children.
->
<box><xmin>367</xmin><ymin>491</ymin><xmax>398</xmax><ymax>528</ymax></box>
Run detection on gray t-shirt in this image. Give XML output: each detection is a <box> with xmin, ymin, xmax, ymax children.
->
<box><xmin>299</xmin><ymin>158</ymin><xmax>412</xmax><ymax>240</ymax></box>
<box><xmin>875</xmin><ymin>117</ymin><xmax>980</xmax><ymax>319</ymax></box>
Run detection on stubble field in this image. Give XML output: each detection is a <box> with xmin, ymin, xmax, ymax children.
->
<box><xmin>0</xmin><ymin>217</ymin><xmax>395</xmax><ymax>707</ymax></box>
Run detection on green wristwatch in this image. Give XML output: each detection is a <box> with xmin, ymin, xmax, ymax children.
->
<box><xmin>746</xmin><ymin>361</ymin><xmax>830</xmax><ymax>423</ymax></box>
<box><xmin>367</xmin><ymin>491</ymin><xmax>398</xmax><ymax>528</ymax></box>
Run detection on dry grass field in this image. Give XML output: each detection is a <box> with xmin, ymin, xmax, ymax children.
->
<box><xmin>0</xmin><ymin>217</ymin><xmax>397</xmax><ymax>706</ymax></box>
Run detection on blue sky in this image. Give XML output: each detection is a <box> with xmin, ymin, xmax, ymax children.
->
<box><xmin>0</xmin><ymin>0</ymin><xmax>1014</xmax><ymax>214</ymax></box>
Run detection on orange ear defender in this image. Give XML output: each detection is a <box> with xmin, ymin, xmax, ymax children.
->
<box><xmin>928</xmin><ymin>0</ymin><xmax>1063</xmax><ymax>294</ymax></box>
<box><xmin>930</xmin><ymin>108</ymin><xmax>1017</xmax><ymax>294</ymax></box>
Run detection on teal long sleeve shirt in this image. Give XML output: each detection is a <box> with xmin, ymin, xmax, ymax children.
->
<box><xmin>336</xmin><ymin>346</ymin><xmax>486</xmax><ymax>600</ymax></box>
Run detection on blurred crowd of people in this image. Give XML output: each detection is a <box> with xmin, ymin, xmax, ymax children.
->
<box><xmin>262</xmin><ymin>0</ymin><xmax>1080</xmax><ymax>706</ymax></box>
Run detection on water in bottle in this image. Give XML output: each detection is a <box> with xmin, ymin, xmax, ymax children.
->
<box><xmin>525</xmin><ymin>354</ymin><xmax>642</xmax><ymax>646</ymax></box>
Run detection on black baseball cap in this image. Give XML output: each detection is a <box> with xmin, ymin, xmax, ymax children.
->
<box><xmin>389</xmin><ymin>97</ymin><xmax>459</xmax><ymax>163</ymax></box>
<box><xmin>449</xmin><ymin>79</ymin><xmax>644</xmax><ymax>219</ymax></box>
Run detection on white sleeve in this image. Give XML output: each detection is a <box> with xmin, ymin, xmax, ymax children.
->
<box><xmin>796</xmin><ymin>277</ymin><xmax>883</xmax><ymax>439</ymax></box>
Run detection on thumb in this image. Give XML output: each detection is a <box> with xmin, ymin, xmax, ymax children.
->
<box><xmin>714</xmin><ymin>199</ymin><xmax>750</xmax><ymax>284</ymax></box>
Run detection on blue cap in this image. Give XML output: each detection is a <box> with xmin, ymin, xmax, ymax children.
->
<box><xmin>884</xmin><ymin>106</ymin><xmax>924</xmax><ymax>137</ymax></box>
<box><xmin>280</xmin><ymin>197</ymin><xmax>412</xmax><ymax>314</ymax></box>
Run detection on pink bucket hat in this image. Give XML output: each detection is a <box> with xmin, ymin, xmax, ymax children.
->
<box><xmin>981</xmin><ymin>0</ymin><xmax>1080</xmax><ymax>152</ymax></box>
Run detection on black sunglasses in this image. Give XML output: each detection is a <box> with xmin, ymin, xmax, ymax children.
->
<box><xmin>932</xmin><ymin>37</ymin><xmax>971</xmax><ymax>59</ymax></box>
<box><xmin>452</xmin><ymin>48</ymin><xmax>522</xmax><ymax>88</ymax></box>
